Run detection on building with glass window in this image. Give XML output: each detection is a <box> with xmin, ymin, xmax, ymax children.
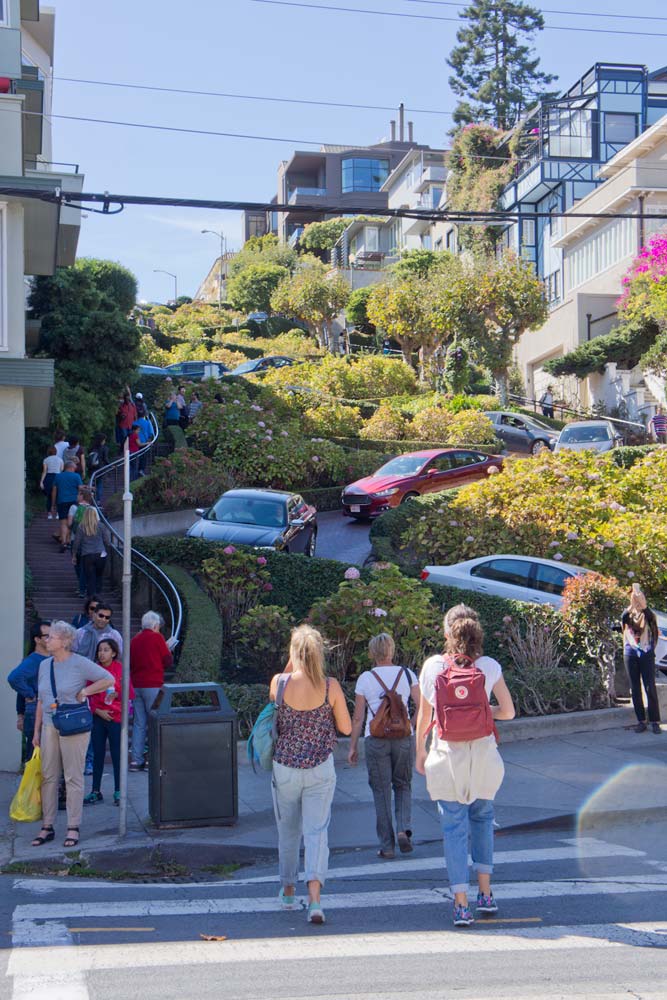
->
<box><xmin>0</xmin><ymin>0</ymin><xmax>84</xmax><ymax>768</ymax></box>
<box><xmin>488</xmin><ymin>63</ymin><xmax>667</xmax><ymax>409</ymax></box>
<box><xmin>242</xmin><ymin>113</ymin><xmax>429</xmax><ymax>244</ymax></box>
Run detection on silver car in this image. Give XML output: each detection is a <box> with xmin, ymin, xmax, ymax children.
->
<box><xmin>554</xmin><ymin>420</ymin><xmax>622</xmax><ymax>454</ymax></box>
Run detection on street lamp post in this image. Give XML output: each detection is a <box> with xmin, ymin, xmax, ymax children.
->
<box><xmin>201</xmin><ymin>229</ymin><xmax>225</xmax><ymax>317</ymax></box>
<box><xmin>153</xmin><ymin>268</ymin><xmax>178</xmax><ymax>306</ymax></box>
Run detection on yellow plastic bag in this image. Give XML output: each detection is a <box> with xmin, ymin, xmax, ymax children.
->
<box><xmin>10</xmin><ymin>748</ymin><xmax>42</xmax><ymax>823</ymax></box>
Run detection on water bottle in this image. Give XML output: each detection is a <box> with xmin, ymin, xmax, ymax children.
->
<box><xmin>104</xmin><ymin>686</ymin><xmax>115</xmax><ymax>705</ymax></box>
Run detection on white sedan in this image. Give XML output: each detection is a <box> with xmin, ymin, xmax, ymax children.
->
<box><xmin>421</xmin><ymin>554</ymin><xmax>667</xmax><ymax>670</ymax></box>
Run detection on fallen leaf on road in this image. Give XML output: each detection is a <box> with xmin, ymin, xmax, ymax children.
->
<box><xmin>199</xmin><ymin>933</ymin><xmax>227</xmax><ymax>942</ymax></box>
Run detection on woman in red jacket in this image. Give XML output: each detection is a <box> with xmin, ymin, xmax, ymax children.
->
<box><xmin>84</xmin><ymin>638</ymin><xmax>134</xmax><ymax>806</ymax></box>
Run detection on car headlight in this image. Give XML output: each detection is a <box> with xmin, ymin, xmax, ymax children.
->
<box><xmin>372</xmin><ymin>488</ymin><xmax>399</xmax><ymax>498</ymax></box>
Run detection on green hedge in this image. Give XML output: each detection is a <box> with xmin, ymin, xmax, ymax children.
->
<box><xmin>166</xmin><ymin>424</ymin><xmax>188</xmax><ymax>450</ymax></box>
<box><xmin>369</xmin><ymin>492</ymin><xmax>454</xmax><ymax>568</ymax></box>
<box><xmin>164</xmin><ymin>564</ymin><xmax>222</xmax><ymax>684</ymax></box>
<box><xmin>222</xmin><ymin>342</ymin><xmax>265</xmax><ymax>359</ymax></box>
<box><xmin>300</xmin><ymin>486</ymin><xmax>343</xmax><ymax>511</ymax></box>
<box><xmin>332</xmin><ymin>437</ymin><xmax>502</xmax><ymax>455</ymax></box>
<box><xmin>611</xmin><ymin>444</ymin><xmax>658</xmax><ymax>468</ymax></box>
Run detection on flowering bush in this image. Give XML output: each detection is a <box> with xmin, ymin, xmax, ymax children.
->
<box><xmin>201</xmin><ymin>549</ymin><xmax>272</xmax><ymax>640</ymax></box>
<box><xmin>233</xmin><ymin>604</ymin><xmax>294</xmax><ymax>682</ymax></box>
<box><xmin>444</xmin><ymin>409</ymin><xmax>499</xmax><ymax>446</ymax></box>
<box><xmin>560</xmin><ymin>572</ymin><xmax>627</xmax><ymax>703</ymax></box>
<box><xmin>263</xmin><ymin>353</ymin><xmax>418</xmax><ymax>400</ymax></box>
<box><xmin>401</xmin><ymin>448</ymin><xmax>667</xmax><ymax>603</ymax></box>
<box><xmin>360</xmin><ymin>404</ymin><xmax>409</xmax><ymax>441</ymax></box>
<box><xmin>132</xmin><ymin>450</ymin><xmax>231</xmax><ymax>513</ymax></box>
<box><xmin>409</xmin><ymin>404</ymin><xmax>452</xmax><ymax>441</ymax></box>
<box><xmin>617</xmin><ymin>233</ymin><xmax>667</xmax><ymax>323</ymax></box>
<box><xmin>303</xmin><ymin>401</ymin><xmax>363</xmax><ymax>438</ymax></box>
<box><xmin>309</xmin><ymin>564</ymin><xmax>439</xmax><ymax>680</ymax></box>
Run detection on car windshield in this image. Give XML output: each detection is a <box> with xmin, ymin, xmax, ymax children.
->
<box><xmin>521</xmin><ymin>416</ymin><xmax>552</xmax><ymax>431</ymax></box>
<box><xmin>560</xmin><ymin>425</ymin><xmax>611</xmax><ymax>443</ymax></box>
<box><xmin>374</xmin><ymin>455</ymin><xmax>428</xmax><ymax>478</ymax></box>
<box><xmin>205</xmin><ymin>496</ymin><xmax>286</xmax><ymax>527</ymax></box>
<box><xmin>232</xmin><ymin>360</ymin><xmax>259</xmax><ymax>375</ymax></box>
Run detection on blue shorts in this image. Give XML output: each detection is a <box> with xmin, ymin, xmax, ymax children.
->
<box><xmin>57</xmin><ymin>501</ymin><xmax>73</xmax><ymax>520</ymax></box>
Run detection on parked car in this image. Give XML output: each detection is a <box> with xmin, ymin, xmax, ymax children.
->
<box><xmin>485</xmin><ymin>411</ymin><xmax>558</xmax><ymax>454</ymax></box>
<box><xmin>420</xmin><ymin>553</ymin><xmax>667</xmax><ymax>669</ymax></box>
<box><xmin>554</xmin><ymin>420</ymin><xmax>623</xmax><ymax>454</ymax></box>
<box><xmin>163</xmin><ymin>361</ymin><xmax>230</xmax><ymax>381</ymax></box>
<box><xmin>186</xmin><ymin>488</ymin><xmax>317</xmax><ymax>555</ymax></box>
<box><xmin>246</xmin><ymin>311</ymin><xmax>269</xmax><ymax>323</ymax></box>
<box><xmin>228</xmin><ymin>356</ymin><xmax>296</xmax><ymax>377</ymax></box>
<box><xmin>341</xmin><ymin>448</ymin><xmax>503</xmax><ymax>519</ymax></box>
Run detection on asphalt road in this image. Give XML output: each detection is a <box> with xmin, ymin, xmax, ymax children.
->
<box><xmin>2</xmin><ymin>820</ymin><xmax>666</xmax><ymax>999</ymax></box>
<box><xmin>315</xmin><ymin>510</ymin><xmax>372</xmax><ymax>566</ymax></box>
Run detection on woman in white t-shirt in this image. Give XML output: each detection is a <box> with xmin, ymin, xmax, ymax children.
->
<box><xmin>415</xmin><ymin>605</ymin><xmax>515</xmax><ymax>928</ymax></box>
<box><xmin>39</xmin><ymin>446</ymin><xmax>64</xmax><ymax>518</ymax></box>
<box><xmin>348</xmin><ymin>633</ymin><xmax>420</xmax><ymax>858</ymax></box>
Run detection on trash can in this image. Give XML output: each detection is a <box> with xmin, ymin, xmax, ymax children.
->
<box><xmin>148</xmin><ymin>683</ymin><xmax>238</xmax><ymax>828</ymax></box>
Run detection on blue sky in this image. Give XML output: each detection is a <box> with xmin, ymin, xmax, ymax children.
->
<box><xmin>49</xmin><ymin>0</ymin><xmax>667</xmax><ymax>302</ymax></box>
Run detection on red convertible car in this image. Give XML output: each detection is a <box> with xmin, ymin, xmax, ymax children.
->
<box><xmin>341</xmin><ymin>448</ymin><xmax>503</xmax><ymax>519</ymax></box>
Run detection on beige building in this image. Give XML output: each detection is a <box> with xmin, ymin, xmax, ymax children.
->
<box><xmin>194</xmin><ymin>251</ymin><xmax>237</xmax><ymax>305</ymax></box>
<box><xmin>515</xmin><ymin>115</ymin><xmax>667</xmax><ymax>416</ymax></box>
<box><xmin>0</xmin><ymin>1</ymin><xmax>83</xmax><ymax>769</ymax></box>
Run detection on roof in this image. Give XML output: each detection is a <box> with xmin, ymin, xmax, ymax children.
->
<box><xmin>224</xmin><ymin>488</ymin><xmax>294</xmax><ymax>501</ymax></box>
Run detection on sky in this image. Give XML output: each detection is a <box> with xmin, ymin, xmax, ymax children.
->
<box><xmin>47</xmin><ymin>0</ymin><xmax>667</xmax><ymax>303</ymax></box>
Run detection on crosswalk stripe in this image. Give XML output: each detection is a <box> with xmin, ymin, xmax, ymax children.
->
<box><xmin>10</xmin><ymin>873</ymin><xmax>667</xmax><ymax>924</ymax></box>
<box><xmin>7</xmin><ymin>923</ymin><xmax>667</xmax><ymax>979</ymax></box>
<box><xmin>10</xmin><ymin>837</ymin><xmax>646</xmax><ymax>893</ymax></box>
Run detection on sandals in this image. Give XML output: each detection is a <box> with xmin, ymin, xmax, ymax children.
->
<box><xmin>31</xmin><ymin>826</ymin><xmax>55</xmax><ymax>847</ymax></box>
<box><xmin>397</xmin><ymin>832</ymin><xmax>413</xmax><ymax>854</ymax></box>
<box><xmin>64</xmin><ymin>827</ymin><xmax>79</xmax><ymax>848</ymax></box>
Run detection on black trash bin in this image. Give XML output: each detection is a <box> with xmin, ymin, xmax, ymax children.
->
<box><xmin>148</xmin><ymin>683</ymin><xmax>238</xmax><ymax>828</ymax></box>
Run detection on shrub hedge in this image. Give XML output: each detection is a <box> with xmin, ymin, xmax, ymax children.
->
<box><xmin>163</xmin><ymin>564</ymin><xmax>222</xmax><ymax>684</ymax></box>
<box><xmin>611</xmin><ymin>444</ymin><xmax>659</xmax><ymax>468</ymax></box>
<box><xmin>332</xmin><ymin>437</ymin><xmax>501</xmax><ymax>455</ymax></box>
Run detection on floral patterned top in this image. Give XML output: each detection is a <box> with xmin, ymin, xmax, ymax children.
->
<box><xmin>273</xmin><ymin>680</ymin><xmax>337</xmax><ymax>769</ymax></box>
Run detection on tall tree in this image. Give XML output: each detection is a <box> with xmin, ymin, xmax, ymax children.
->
<box><xmin>227</xmin><ymin>262</ymin><xmax>289</xmax><ymax>314</ymax></box>
<box><xmin>270</xmin><ymin>260</ymin><xmax>350</xmax><ymax>348</ymax></box>
<box><xmin>447</xmin><ymin>0</ymin><xmax>557</xmax><ymax>130</ymax></box>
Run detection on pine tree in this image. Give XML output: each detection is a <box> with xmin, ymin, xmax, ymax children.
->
<box><xmin>447</xmin><ymin>0</ymin><xmax>557</xmax><ymax>130</ymax></box>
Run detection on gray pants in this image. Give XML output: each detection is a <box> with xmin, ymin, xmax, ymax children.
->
<box><xmin>131</xmin><ymin>687</ymin><xmax>161</xmax><ymax>765</ymax></box>
<box><xmin>271</xmin><ymin>755</ymin><xmax>336</xmax><ymax>888</ymax></box>
<box><xmin>365</xmin><ymin>735</ymin><xmax>413</xmax><ymax>852</ymax></box>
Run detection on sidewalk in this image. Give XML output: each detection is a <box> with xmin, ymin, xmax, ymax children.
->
<box><xmin>2</xmin><ymin>721</ymin><xmax>666</xmax><ymax>871</ymax></box>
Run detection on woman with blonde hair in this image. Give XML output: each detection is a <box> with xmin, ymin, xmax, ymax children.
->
<box><xmin>269</xmin><ymin>625</ymin><xmax>352</xmax><ymax>925</ymax></box>
<box><xmin>71</xmin><ymin>506</ymin><xmax>109</xmax><ymax>598</ymax></box>
<box><xmin>415</xmin><ymin>606</ymin><xmax>515</xmax><ymax>927</ymax></box>
<box><xmin>622</xmin><ymin>584</ymin><xmax>661</xmax><ymax>734</ymax></box>
<box><xmin>348</xmin><ymin>632</ymin><xmax>420</xmax><ymax>858</ymax></box>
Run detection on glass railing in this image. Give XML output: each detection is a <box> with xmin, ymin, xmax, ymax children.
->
<box><xmin>287</xmin><ymin>187</ymin><xmax>327</xmax><ymax>203</ymax></box>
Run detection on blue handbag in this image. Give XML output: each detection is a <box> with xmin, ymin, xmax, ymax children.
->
<box><xmin>49</xmin><ymin>659</ymin><xmax>93</xmax><ymax>736</ymax></box>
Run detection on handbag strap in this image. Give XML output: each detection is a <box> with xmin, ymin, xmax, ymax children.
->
<box><xmin>48</xmin><ymin>657</ymin><xmax>58</xmax><ymax>705</ymax></box>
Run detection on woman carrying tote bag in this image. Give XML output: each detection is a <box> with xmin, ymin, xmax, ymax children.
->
<box><xmin>31</xmin><ymin>621</ymin><xmax>112</xmax><ymax>848</ymax></box>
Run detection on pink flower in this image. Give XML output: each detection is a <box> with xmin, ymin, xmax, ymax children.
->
<box><xmin>373</xmin><ymin>608</ymin><xmax>388</xmax><ymax>617</ymax></box>
<box><xmin>281</xmin><ymin>431</ymin><xmax>289</xmax><ymax>437</ymax></box>
<box><xmin>223</xmin><ymin>545</ymin><xmax>236</xmax><ymax>555</ymax></box>
<box><xmin>627</xmin><ymin>571</ymin><xmax>635</xmax><ymax>578</ymax></box>
<box><xmin>256</xmin><ymin>556</ymin><xmax>268</xmax><ymax>566</ymax></box>
<box><xmin>263</xmin><ymin>582</ymin><xmax>273</xmax><ymax>591</ymax></box>
<box><xmin>312</xmin><ymin>456</ymin><xmax>320</xmax><ymax>462</ymax></box>
<box><xmin>362</xmin><ymin>598</ymin><xmax>374</xmax><ymax>607</ymax></box>
<box><xmin>344</xmin><ymin>567</ymin><xmax>360</xmax><ymax>579</ymax></box>
<box><xmin>553</xmin><ymin>553</ymin><xmax>563</xmax><ymax>561</ymax></box>
<box><xmin>258</xmin><ymin>421</ymin><xmax>266</xmax><ymax>428</ymax></box>
<box><xmin>549</xmin><ymin>541</ymin><xmax>559</xmax><ymax>548</ymax></box>
<box><xmin>502</xmin><ymin>615</ymin><xmax>513</xmax><ymax>623</ymax></box>
<box><xmin>465</xmin><ymin>535</ymin><xmax>474</xmax><ymax>542</ymax></box>
<box><xmin>233</xmin><ymin>399</ymin><xmax>241</xmax><ymax>405</ymax></box>
<box><xmin>566</xmin><ymin>530</ymin><xmax>578</xmax><ymax>540</ymax></box>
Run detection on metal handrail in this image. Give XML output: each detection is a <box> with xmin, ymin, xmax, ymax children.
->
<box><xmin>507</xmin><ymin>392</ymin><xmax>648</xmax><ymax>438</ymax></box>
<box><xmin>89</xmin><ymin>412</ymin><xmax>183</xmax><ymax>641</ymax></box>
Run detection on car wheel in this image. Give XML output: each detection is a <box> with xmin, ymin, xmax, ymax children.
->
<box><xmin>531</xmin><ymin>440</ymin><xmax>547</xmax><ymax>455</ymax></box>
<box><xmin>306</xmin><ymin>529</ymin><xmax>317</xmax><ymax>557</ymax></box>
<box><xmin>400</xmin><ymin>491</ymin><xmax>419</xmax><ymax>504</ymax></box>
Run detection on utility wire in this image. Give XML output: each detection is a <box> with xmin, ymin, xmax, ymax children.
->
<box><xmin>404</xmin><ymin>0</ymin><xmax>667</xmax><ymax>22</ymax></box>
<box><xmin>249</xmin><ymin>0</ymin><xmax>667</xmax><ymax>37</ymax></box>
<box><xmin>53</xmin><ymin>76</ymin><xmax>456</xmax><ymax>117</ymax></box>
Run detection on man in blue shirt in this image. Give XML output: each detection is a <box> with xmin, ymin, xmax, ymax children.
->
<box><xmin>8</xmin><ymin>621</ymin><xmax>50</xmax><ymax>762</ymax></box>
<box><xmin>51</xmin><ymin>461</ymin><xmax>83</xmax><ymax>550</ymax></box>
<box><xmin>133</xmin><ymin>417</ymin><xmax>153</xmax><ymax>476</ymax></box>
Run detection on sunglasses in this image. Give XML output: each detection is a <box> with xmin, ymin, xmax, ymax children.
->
<box><xmin>96</xmin><ymin>612</ymin><xmax>112</xmax><ymax>620</ymax></box>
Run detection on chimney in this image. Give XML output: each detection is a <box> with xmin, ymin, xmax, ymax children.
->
<box><xmin>399</xmin><ymin>103</ymin><xmax>405</xmax><ymax>142</ymax></box>
<box><xmin>390</xmin><ymin>119</ymin><xmax>396</xmax><ymax>142</ymax></box>
<box><xmin>408</xmin><ymin>121</ymin><xmax>414</xmax><ymax>142</ymax></box>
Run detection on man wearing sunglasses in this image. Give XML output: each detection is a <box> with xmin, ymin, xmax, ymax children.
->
<box><xmin>7</xmin><ymin>621</ymin><xmax>50</xmax><ymax>762</ymax></box>
<box><xmin>74</xmin><ymin>604</ymin><xmax>123</xmax><ymax>661</ymax></box>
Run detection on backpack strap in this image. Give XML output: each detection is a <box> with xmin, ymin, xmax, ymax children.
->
<box><xmin>324</xmin><ymin>677</ymin><xmax>331</xmax><ymax>703</ymax></box>
<box><xmin>48</xmin><ymin>657</ymin><xmax>57</xmax><ymax>705</ymax></box>
<box><xmin>275</xmin><ymin>673</ymin><xmax>291</xmax><ymax>707</ymax></box>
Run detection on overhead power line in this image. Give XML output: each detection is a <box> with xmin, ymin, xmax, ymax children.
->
<box><xmin>54</xmin><ymin>76</ymin><xmax>455</xmax><ymax>117</ymax></box>
<box><xmin>404</xmin><ymin>0</ymin><xmax>667</xmax><ymax>22</ymax></box>
<box><xmin>250</xmin><ymin>0</ymin><xmax>667</xmax><ymax>37</ymax></box>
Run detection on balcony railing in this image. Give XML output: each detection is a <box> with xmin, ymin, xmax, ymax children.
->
<box><xmin>288</xmin><ymin>187</ymin><xmax>327</xmax><ymax>204</ymax></box>
<box><xmin>24</xmin><ymin>158</ymin><xmax>80</xmax><ymax>174</ymax></box>
<box><xmin>288</xmin><ymin>227</ymin><xmax>304</xmax><ymax>247</ymax></box>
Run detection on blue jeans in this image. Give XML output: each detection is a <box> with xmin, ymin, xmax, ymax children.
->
<box><xmin>131</xmin><ymin>687</ymin><xmax>161</xmax><ymax>764</ymax></box>
<box><xmin>437</xmin><ymin>798</ymin><xmax>495</xmax><ymax>894</ymax></box>
<box><xmin>272</xmin><ymin>755</ymin><xmax>336</xmax><ymax>888</ymax></box>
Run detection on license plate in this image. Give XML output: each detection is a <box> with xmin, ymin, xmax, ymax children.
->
<box><xmin>350</xmin><ymin>505</ymin><xmax>361</xmax><ymax>512</ymax></box>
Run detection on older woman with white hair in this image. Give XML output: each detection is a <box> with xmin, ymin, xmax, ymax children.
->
<box><xmin>348</xmin><ymin>632</ymin><xmax>420</xmax><ymax>858</ymax></box>
<box><xmin>31</xmin><ymin>621</ymin><xmax>113</xmax><ymax>848</ymax></box>
<box><xmin>129</xmin><ymin>611</ymin><xmax>175</xmax><ymax>771</ymax></box>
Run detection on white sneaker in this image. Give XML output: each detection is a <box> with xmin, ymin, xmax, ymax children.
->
<box><xmin>47</xmin><ymin>513</ymin><xmax>53</xmax><ymax>520</ymax></box>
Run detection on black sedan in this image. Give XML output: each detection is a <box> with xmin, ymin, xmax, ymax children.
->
<box><xmin>484</xmin><ymin>411</ymin><xmax>559</xmax><ymax>454</ymax></box>
<box><xmin>186</xmin><ymin>488</ymin><xmax>317</xmax><ymax>555</ymax></box>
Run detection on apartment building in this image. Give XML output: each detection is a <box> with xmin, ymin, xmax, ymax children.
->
<box><xmin>0</xmin><ymin>1</ymin><xmax>84</xmax><ymax>768</ymax></box>
<box><xmin>243</xmin><ymin>108</ymin><xmax>427</xmax><ymax>245</ymax></box>
<box><xmin>194</xmin><ymin>251</ymin><xmax>237</xmax><ymax>304</ymax></box>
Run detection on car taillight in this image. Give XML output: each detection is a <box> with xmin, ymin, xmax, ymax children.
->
<box><xmin>420</xmin><ymin>570</ymin><xmax>430</xmax><ymax>581</ymax></box>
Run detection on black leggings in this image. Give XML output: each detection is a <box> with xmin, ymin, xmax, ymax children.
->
<box><xmin>91</xmin><ymin>715</ymin><xmax>121</xmax><ymax>793</ymax></box>
<box><xmin>624</xmin><ymin>648</ymin><xmax>661</xmax><ymax>723</ymax></box>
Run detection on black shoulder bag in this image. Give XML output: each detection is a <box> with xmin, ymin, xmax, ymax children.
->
<box><xmin>50</xmin><ymin>658</ymin><xmax>93</xmax><ymax>736</ymax></box>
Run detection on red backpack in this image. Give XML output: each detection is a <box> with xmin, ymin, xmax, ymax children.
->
<box><xmin>430</xmin><ymin>655</ymin><xmax>497</xmax><ymax>743</ymax></box>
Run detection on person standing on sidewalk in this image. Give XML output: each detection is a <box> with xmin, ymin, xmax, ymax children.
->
<box><xmin>270</xmin><ymin>625</ymin><xmax>351</xmax><ymax>925</ymax></box>
<box><xmin>649</xmin><ymin>406</ymin><xmax>667</xmax><ymax>444</ymax></box>
<box><xmin>31</xmin><ymin>621</ymin><xmax>112</xmax><ymax>849</ymax></box>
<box><xmin>622</xmin><ymin>584</ymin><xmax>662</xmax><ymax>735</ymax></box>
<box><xmin>75</xmin><ymin>602</ymin><xmax>122</xmax><ymax>776</ymax></box>
<box><xmin>348</xmin><ymin>632</ymin><xmax>420</xmax><ymax>858</ymax></box>
<box><xmin>129</xmin><ymin>612</ymin><xmax>174</xmax><ymax>770</ymax></box>
<box><xmin>84</xmin><ymin>638</ymin><xmax>134</xmax><ymax>807</ymax></box>
<box><xmin>7</xmin><ymin>621</ymin><xmax>50</xmax><ymax>763</ymax></box>
<box><xmin>415</xmin><ymin>608</ymin><xmax>515</xmax><ymax>928</ymax></box>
